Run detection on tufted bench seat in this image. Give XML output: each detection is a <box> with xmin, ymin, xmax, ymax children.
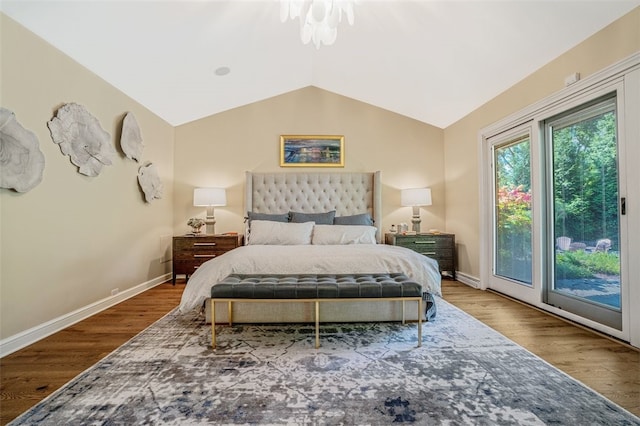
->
<box><xmin>210</xmin><ymin>273</ymin><xmax>423</xmax><ymax>349</ymax></box>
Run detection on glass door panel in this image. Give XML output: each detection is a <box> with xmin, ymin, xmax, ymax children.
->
<box><xmin>546</xmin><ymin>95</ymin><xmax>622</xmax><ymax>329</ymax></box>
<box><xmin>494</xmin><ymin>136</ymin><xmax>532</xmax><ymax>285</ymax></box>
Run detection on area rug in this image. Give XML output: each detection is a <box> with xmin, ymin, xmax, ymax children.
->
<box><xmin>10</xmin><ymin>299</ymin><xmax>639</xmax><ymax>425</ymax></box>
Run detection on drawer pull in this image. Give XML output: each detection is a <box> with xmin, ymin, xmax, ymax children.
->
<box><xmin>422</xmin><ymin>252</ymin><xmax>437</xmax><ymax>256</ymax></box>
<box><xmin>414</xmin><ymin>241</ymin><xmax>436</xmax><ymax>244</ymax></box>
<box><xmin>194</xmin><ymin>243</ymin><xmax>217</xmax><ymax>246</ymax></box>
<box><xmin>193</xmin><ymin>254</ymin><xmax>217</xmax><ymax>258</ymax></box>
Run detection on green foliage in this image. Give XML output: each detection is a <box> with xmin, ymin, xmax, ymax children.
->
<box><xmin>497</xmin><ymin>185</ymin><xmax>532</xmax><ymax>228</ymax></box>
<box><xmin>556</xmin><ymin>250</ymin><xmax>620</xmax><ymax>279</ymax></box>
<box><xmin>495</xmin><ymin>139</ymin><xmax>533</xmax><ymax>282</ymax></box>
<box><xmin>494</xmin><ymin>98</ymin><xmax>621</xmax><ymax>286</ymax></box>
<box><xmin>581</xmin><ymin>251</ymin><xmax>620</xmax><ymax>275</ymax></box>
<box><xmin>552</xmin><ymin>109</ymin><xmax>619</xmax><ymax>247</ymax></box>
<box><xmin>496</xmin><ymin>185</ymin><xmax>532</xmax><ymax>264</ymax></box>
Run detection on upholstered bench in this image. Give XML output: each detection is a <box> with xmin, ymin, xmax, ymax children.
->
<box><xmin>210</xmin><ymin>273</ymin><xmax>423</xmax><ymax>349</ymax></box>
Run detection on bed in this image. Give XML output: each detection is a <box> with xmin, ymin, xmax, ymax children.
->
<box><xmin>178</xmin><ymin>171</ymin><xmax>441</xmax><ymax>323</ymax></box>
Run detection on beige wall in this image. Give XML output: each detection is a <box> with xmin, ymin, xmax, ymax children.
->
<box><xmin>443</xmin><ymin>7</ymin><xmax>640</xmax><ymax>280</ymax></box>
<box><xmin>0</xmin><ymin>15</ymin><xmax>175</xmax><ymax>340</ymax></box>
<box><xmin>174</xmin><ymin>87</ymin><xmax>445</xmax><ymax>237</ymax></box>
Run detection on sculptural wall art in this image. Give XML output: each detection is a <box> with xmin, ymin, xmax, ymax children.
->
<box><xmin>0</xmin><ymin>107</ymin><xmax>45</xmax><ymax>192</ymax></box>
<box><xmin>120</xmin><ymin>112</ymin><xmax>144</xmax><ymax>162</ymax></box>
<box><xmin>5</xmin><ymin>101</ymin><xmax>163</xmax><ymax>204</ymax></box>
<box><xmin>138</xmin><ymin>162</ymin><xmax>163</xmax><ymax>203</ymax></box>
<box><xmin>47</xmin><ymin>103</ymin><xmax>115</xmax><ymax>177</ymax></box>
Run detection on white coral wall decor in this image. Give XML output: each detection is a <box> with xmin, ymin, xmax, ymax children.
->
<box><xmin>0</xmin><ymin>107</ymin><xmax>46</xmax><ymax>193</ymax></box>
<box><xmin>138</xmin><ymin>162</ymin><xmax>163</xmax><ymax>203</ymax></box>
<box><xmin>47</xmin><ymin>103</ymin><xmax>115</xmax><ymax>177</ymax></box>
<box><xmin>120</xmin><ymin>112</ymin><xmax>144</xmax><ymax>162</ymax></box>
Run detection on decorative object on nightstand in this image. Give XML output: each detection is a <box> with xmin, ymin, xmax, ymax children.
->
<box><xmin>401</xmin><ymin>188</ymin><xmax>432</xmax><ymax>233</ymax></box>
<box><xmin>172</xmin><ymin>234</ymin><xmax>243</xmax><ymax>284</ymax></box>
<box><xmin>386</xmin><ymin>232</ymin><xmax>455</xmax><ymax>279</ymax></box>
<box><xmin>193</xmin><ymin>187</ymin><xmax>226</xmax><ymax>235</ymax></box>
<box><xmin>187</xmin><ymin>218</ymin><xmax>205</xmax><ymax>234</ymax></box>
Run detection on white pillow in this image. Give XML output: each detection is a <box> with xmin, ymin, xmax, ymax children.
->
<box><xmin>311</xmin><ymin>225</ymin><xmax>377</xmax><ymax>245</ymax></box>
<box><xmin>248</xmin><ymin>220</ymin><xmax>314</xmax><ymax>245</ymax></box>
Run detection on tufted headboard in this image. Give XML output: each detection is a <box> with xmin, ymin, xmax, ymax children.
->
<box><xmin>245</xmin><ymin>171</ymin><xmax>382</xmax><ymax>242</ymax></box>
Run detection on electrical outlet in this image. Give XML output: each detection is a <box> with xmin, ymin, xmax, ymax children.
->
<box><xmin>111</xmin><ymin>288</ymin><xmax>119</xmax><ymax>296</ymax></box>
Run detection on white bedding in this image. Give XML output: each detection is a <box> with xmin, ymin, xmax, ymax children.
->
<box><xmin>178</xmin><ymin>244</ymin><xmax>442</xmax><ymax>313</ymax></box>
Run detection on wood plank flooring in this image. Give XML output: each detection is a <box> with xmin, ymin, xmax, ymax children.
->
<box><xmin>0</xmin><ymin>282</ymin><xmax>184</xmax><ymax>425</ymax></box>
<box><xmin>1</xmin><ymin>280</ymin><xmax>638</xmax><ymax>424</ymax></box>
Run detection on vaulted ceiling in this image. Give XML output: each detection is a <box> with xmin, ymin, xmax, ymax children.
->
<box><xmin>2</xmin><ymin>1</ymin><xmax>639</xmax><ymax>128</ymax></box>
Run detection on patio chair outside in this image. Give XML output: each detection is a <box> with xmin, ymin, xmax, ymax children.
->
<box><xmin>556</xmin><ymin>236</ymin><xmax>571</xmax><ymax>251</ymax></box>
<box><xmin>595</xmin><ymin>238</ymin><xmax>612</xmax><ymax>252</ymax></box>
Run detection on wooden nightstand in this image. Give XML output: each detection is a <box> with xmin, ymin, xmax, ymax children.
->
<box><xmin>385</xmin><ymin>233</ymin><xmax>456</xmax><ymax>279</ymax></box>
<box><xmin>172</xmin><ymin>234</ymin><xmax>243</xmax><ymax>284</ymax></box>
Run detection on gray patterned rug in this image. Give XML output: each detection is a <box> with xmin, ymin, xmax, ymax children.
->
<box><xmin>10</xmin><ymin>298</ymin><xmax>639</xmax><ymax>425</ymax></box>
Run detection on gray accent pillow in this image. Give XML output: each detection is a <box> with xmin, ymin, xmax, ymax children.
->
<box><xmin>246</xmin><ymin>211</ymin><xmax>289</xmax><ymax>223</ymax></box>
<box><xmin>334</xmin><ymin>213</ymin><xmax>374</xmax><ymax>226</ymax></box>
<box><xmin>289</xmin><ymin>210</ymin><xmax>336</xmax><ymax>225</ymax></box>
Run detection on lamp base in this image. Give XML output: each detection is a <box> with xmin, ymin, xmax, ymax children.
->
<box><xmin>205</xmin><ymin>222</ymin><xmax>215</xmax><ymax>235</ymax></box>
<box><xmin>205</xmin><ymin>207</ymin><xmax>216</xmax><ymax>235</ymax></box>
<box><xmin>411</xmin><ymin>206</ymin><xmax>421</xmax><ymax>233</ymax></box>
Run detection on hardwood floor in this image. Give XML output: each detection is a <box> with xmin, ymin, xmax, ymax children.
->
<box><xmin>0</xmin><ymin>282</ymin><xmax>184</xmax><ymax>425</ymax></box>
<box><xmin>1</xmin><ymin>280</ymin><xmax>638</xmax><ymax>424</ymax></box>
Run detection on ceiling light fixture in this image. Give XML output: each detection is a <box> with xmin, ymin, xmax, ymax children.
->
<box><xmin>280</xmin><ymin>0</ymin><xmax>355</xmax><ymax>49</ymax></box>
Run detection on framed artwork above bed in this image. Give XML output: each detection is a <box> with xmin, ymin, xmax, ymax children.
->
<box><xmin>280</xmin><ymin>135</ymin><xmax>344</xmax><ymax>167</ymax></box>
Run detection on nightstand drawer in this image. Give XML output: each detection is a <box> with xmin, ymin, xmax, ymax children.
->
<box><xmin>385</xmin><ymin>233</ymin><xmax>456</xmax><ymax>279</ymax></box>
<box><xmin>411</xmin><ymin>248</ymin><xmax>453</xmax><ymax>260</ymax></box>
<box><xmin>174</xmin><ymin>238</ymin><xmax>238</xmax><ymax>252</ymax></box>
<box><xmin>173</xmin><ymin>245</ymin><xmax>229</xmax><ymax>260</ymax></box>
<box><xmin>173</xmin><ymin>260</ymin><xmax>210</xmax><ymax>275</ymax></box>
<box><xmin>172</xmin><ymin>234</ymin><xmax>242</xmax><ymax>284</ymax></box>
<box><xmin>392</xmin><ymin>234</ymin><xmax>453</xmax><ymax>247</ymax></box>
<box><xmin>435</xmin><ymin>258</ymin><xmax>454</xmax><ymax>271</ymax></box>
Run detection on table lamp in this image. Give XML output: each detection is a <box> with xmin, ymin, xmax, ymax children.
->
<box><xmin>193</xmin><ymin>187</ymin><xmax>227</xmax><ymax>235</ymax></box>
<box><xmin>401</xmin><ymin>188</ymin><xmax>432</xmax><ymax>233</ymax></box>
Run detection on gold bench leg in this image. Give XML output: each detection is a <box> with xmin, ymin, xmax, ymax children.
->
<box><xmin>211</xmin><ymin>299</ymin><xmax>216</xmax><ymax>349</ymax></box>
<box><xmin>315</xmin><ymin>301</ymin><xmax>320</xmax><ymax>349</ymax></box>
<box><xmin>211</xmin><ymin>297</ymin><xmax>422</xmax><ymax>350</ymax></box>
<box><xmin>417</xmin><ymin>298</ymin><xmax>422</xmax><ymax>348</ymax></box>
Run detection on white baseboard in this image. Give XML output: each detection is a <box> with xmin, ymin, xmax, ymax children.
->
<box><xmin>454</xmin><ymin>271</ymin><xmax>480</xmax><ymax>289</ymax></box>
<box><xmin>0</xmin><ymin>274</ymin><xmax>171</xmax><ymax>358</ymax></box>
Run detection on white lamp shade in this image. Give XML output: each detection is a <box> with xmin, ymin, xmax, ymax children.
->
<box><xmin>401</xmin><ymin>188</ymin><xmax>432</xmax><ymax>206</ymax></box>
<box><xmin>193</xmin><ymin>187</ymin><xmax>226</xmax><ymax>207</ymax></box>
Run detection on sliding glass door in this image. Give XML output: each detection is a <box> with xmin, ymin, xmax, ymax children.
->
<box><xmin>484</xmin><ymin>93</ymin><xmax>625</xmax><ymax>330</ymax></box>
<box><xmin>481</xmin><ymin>58</ymin><xmax>638</xmax><ymax>345</ymax></box>
<box><xmin>494</xmin><ymin>135</ymin><xmax>532</xmax><ymax>285</ymax></box>
<box><xmin>486</xmin><ymin>126</ymin><xmax>540</xmax><ymax>303</ymax></box>
<box><xmin>545</xmin><ymin>95</ymin><xmax>622</xmax><ymax>329</ymax></box>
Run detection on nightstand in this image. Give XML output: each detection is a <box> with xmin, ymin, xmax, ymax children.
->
<box><xmin>172</xmin><ymin>234</ymin><xmax>243</xmax><ymax>284</ymax></box>
<box><xmin>385</xmin><ymin>233</ymin><xmax>456</xmax><ymax>279</ymax></box>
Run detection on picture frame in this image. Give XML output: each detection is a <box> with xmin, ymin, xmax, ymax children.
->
<box><xmin>280</xmin><ymin>135</ymin><xmax>345</xmax><ymax>167</ymax></box>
